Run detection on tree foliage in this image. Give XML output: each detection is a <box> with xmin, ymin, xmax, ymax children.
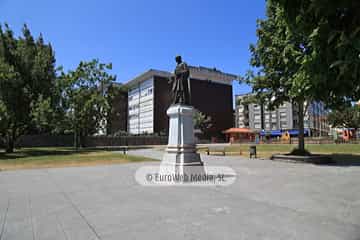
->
<box><xmin>0</xmin><ymin>23</ymin><xmax>57</xmax><ymax>152</ymax></box>
<box><xmin>30</xmin><ymin>95</ymin><xmax>54</xmax><ymax>133</ymax></box>
<box><xmin>0</xmin><ymin>24</ymin><xmax>121</xmax><ymax>151</ymax></box>
<box><xmin>328</xmin><ymin>104</ymin><xmax>360</xmax><ymax>130</ymax></box>
<box><xmin>247</xmin><ymin>0</ymin><xmax>360</xmax><ymax>153</ymax></box>
<box><xmin>193</xmin><ymin>109</ymin><xmax>213</xmax><ymax>137</ymax></box>
<box><xmin>248</xmin><ymin>2</ymin><xmax>311</xmax><ymax>105</ymax></box>
<box><xmin>106</xmin><ymin>83</ymin><xmax>128</xmax><ymax>135</ymax></box>
<box><xmin>273</xmin><ymin>0</ymin><xmax>360</xmax><ymax>107</ymax></box>
<box><xmin>247</xmin><ymin>1</ymin><xmax>309</xmax><ymax>152</ymax></box>
<box><xmin>61</xmin><ymin>59</ymin><xmax>116</xmax><ymax>148</ymax></box>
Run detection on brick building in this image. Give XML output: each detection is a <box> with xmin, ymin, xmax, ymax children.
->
<box><xmin>125</xmin><ymin>66</ymin><xmax>237</xmax><ymax>138</ymax></box>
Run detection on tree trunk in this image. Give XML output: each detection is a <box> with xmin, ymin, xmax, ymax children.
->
<box><xmin>354</xmin><ymin>128</ymin><xmax>358</xmax><ymax>140</ymax></box>
<box><xmin>260</xmin><ymin>103</ymin><xmax>265</xmax><ymax>130</ymax></box>
<box><xmin>74</xmin><ymin>128</ymin><xmax>79</xmax><ymax>150</ymax></box>
<box><xmin>5</xmin><ymin>138</ymin><xmax>14</xmax><ymax>153</ymax></box>
<box><xmin>5</xmin><ymin>130</ymin><xmax>16</xmax><ymax>153</ymax></box>
<box><xmin>79</xmin><ymin>132</ymin><xmax>84</xmax><ymax>148</ymax></box>
<box><xmin>297</xmin><ymin>100</ymin><xmax>305</xmax><ymax>153</ymax></box>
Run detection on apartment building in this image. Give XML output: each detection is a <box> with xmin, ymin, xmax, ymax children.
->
<box><xmin>235</xmin><ymin>93</ymin><xmax>329</xmax><ymax>136</ymax></box>
<box><xmin>305</xmin><ymin>102</ymin><xmax>330</xmax><ymax>136</ymax></box>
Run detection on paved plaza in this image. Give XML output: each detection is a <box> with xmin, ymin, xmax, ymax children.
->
<box><xmin>0</xmin><ymin>149</ymin><xmax>360</xmax><ymax>240</ymax></box>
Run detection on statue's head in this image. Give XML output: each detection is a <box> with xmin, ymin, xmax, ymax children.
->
<box><xmin>175</xmin><ymin>55</ymin><xmax>182</xmax><ymax>64</ymax></box>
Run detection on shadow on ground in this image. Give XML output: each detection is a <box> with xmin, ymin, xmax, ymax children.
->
<box><xmin>326</xmin><ymin>154</ymin><xmax>360</xmax><ymax>167</ymax></box>
<box><xmin>0</xmin><ymin>146</ymin><xmax>148</xmax><ymax>160</ymax></box>
<box><xmin>0</xmin><ymin>148</ymin><xmax>97</xmax><ymax>160</ymax></box>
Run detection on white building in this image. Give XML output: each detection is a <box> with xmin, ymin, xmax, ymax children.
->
<box><xmin>128</xmin><ymin>78</ymin><xmax>155</xmax><ymax>134</ymax></box>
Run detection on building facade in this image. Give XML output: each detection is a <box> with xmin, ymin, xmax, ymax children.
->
<box><xmin>235</xmin><ymin>93</ymin><xmax>329</xmax><ymax>136</ymax></box>
<box><xmin>128</xmin><ymin>78</ymin><xmax>155</xmax><ymax>134</ymax></box>
<box><xmin>126</xmin><ymin>70</ymin><xmax>171</xmax><ymax>135</ymax></box>
<box><xmin>126</xmin><ymin>66</ymin><xmax>236</xmax><ymax>138</ymax></box>
<box><xmin>304</xmin><ymin>102</ymin><xmax>330</xmax><ymax>136</ymax></box>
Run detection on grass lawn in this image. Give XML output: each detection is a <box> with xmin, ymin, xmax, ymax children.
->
<box><xmin>224</xmin><ymin>143</ymin><xmax>360</xmax><ymax>155</ymax></box>
<box><xmin>0</xmin><ymin>147</ymin><xmax>156</xmax><ymax>171</ymax></box>
<box><xmin>222</xmin><ymin>144</ymin><xmax>360</xmax><ymax>164</ymax></box>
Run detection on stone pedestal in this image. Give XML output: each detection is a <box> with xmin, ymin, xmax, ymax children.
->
<box><xmin>160</xmin><ymin>104</ymin><xmax>204</xmax><ymax>175</ymax></box>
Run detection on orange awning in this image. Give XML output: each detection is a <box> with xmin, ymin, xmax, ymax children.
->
<box><xmin>222</xmin><ymin>128</ymin><xmax>254</xmax><ymax>134</ymax></box>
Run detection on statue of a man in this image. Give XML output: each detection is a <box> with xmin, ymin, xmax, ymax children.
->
<box><xmin>169</xmin><ymin>55</ymin><xmax>191</xmax><ymax>105</ymax></box>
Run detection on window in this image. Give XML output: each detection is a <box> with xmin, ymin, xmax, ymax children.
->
<box><xmin>254</xmin><ymin>105</ymin><xmax>260</xmax><ymax>111</ymax></box>
<box><xmin>144</xmin><ymin>88</ymin><xmax>153</xmax><ymax>96</ymax></box>
<box><xmin>129</xmin><ymin>113</ymin><xmax>138</xmax><ymax>119</ymax></box>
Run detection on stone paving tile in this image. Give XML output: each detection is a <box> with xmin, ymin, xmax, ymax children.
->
<box><xmin>0</xmin><ymin>149</ymin><xmax>359</xmax><ymax>240</ymax></box>
<box><xmin>1</xmin><ymin>197</ymin><xmax>34</xmax><ymax>240</ymax></box>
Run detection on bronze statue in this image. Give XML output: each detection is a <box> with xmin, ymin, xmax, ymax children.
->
<box><xmin>169</xmin><ymin>55</ymin><xmax>191</xmax><ymax>105</ymax></box>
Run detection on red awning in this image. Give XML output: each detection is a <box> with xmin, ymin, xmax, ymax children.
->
<box><xmin>222</xmin><ymin>128</ymin><xmax>254</xmax><ymax>134</ymax></box>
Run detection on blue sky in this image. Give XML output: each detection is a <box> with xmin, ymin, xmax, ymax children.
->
<box><xmin>0</xmin><ymin>0</ymin><xmax>266</xmax><ymax>99</ymax></box>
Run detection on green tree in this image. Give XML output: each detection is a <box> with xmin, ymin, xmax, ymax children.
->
<box><xmin>0</xmin><ymin>23</ymin><xmax>57</xmax><ymax>152</ymax></box>
<box><xmin>193</xmin><ymin>109</ymin><xmax>213</xmax><ymax>138</ymax></box>
<box><xmin>106</xmin><ymin>83</ymin><xmax>128</xmax><ymax>135</ymax></box>
<box><xmin>61</xmin><ymin>59</ymin><xmax>116</xmax><ymax>149</ymax></box>
<box><xmin>30</xmin><ymin>95</ymin><xmax>54</xmax><ymax>133</ymax></box>
<box><xmin>328</xmin><ymin>105</ymin><xmax>360</xmax><ymax>134</ymax></box>
<box><xmin>273</xmin><ymin>0</ymin><xmax>360</xmax><ymax>107</ymax></box>
<box><xmin>247</xmin><ymin>1</ymin><xmax>311</xmax><ymax>153</ymax></box>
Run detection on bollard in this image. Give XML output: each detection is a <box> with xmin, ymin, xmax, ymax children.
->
<box><xmin>249</xmin><ymin>145</ymin><xmax>257</xmax><ymax>158</ymax></box>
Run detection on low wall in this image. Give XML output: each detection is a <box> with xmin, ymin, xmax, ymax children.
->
<box><xmin>16</xmin><ymin>135</ymin><xmax>75</xmax><ymax>147</ymax></box>
<box><xmin>230</xmin><ymin>137</ymin><xmax>360</xmax><ymax>145</ymax></box>
<box><xmin>0</xmin><ymin>135</ymin><xmax>168</xmax><ymax>148</ymax></box>
<box><xmin>83</xmin><ymin>135</ymin><xmax>168</xmax><ymax>147</ymax></box>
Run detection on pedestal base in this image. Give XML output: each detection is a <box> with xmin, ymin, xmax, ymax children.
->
<box><xmin>162</xmin><ymin>145</ymin><xmax>202</xmax><ymax>165</ymax></box>
<box><xmin>160</xmin><ymin>104</ymin><xmax>205</xmax><ymax>177</ymax></box>
<box><xmin>161</xmin><ymin>145</ymin><xmax>204</xmax><ymax>176</ymax></box>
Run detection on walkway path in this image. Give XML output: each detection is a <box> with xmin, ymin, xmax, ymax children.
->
<box><xmin>0</xmin><ymin>149</ymin><xmax>359</xmax><ymax>239</ymax></box>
